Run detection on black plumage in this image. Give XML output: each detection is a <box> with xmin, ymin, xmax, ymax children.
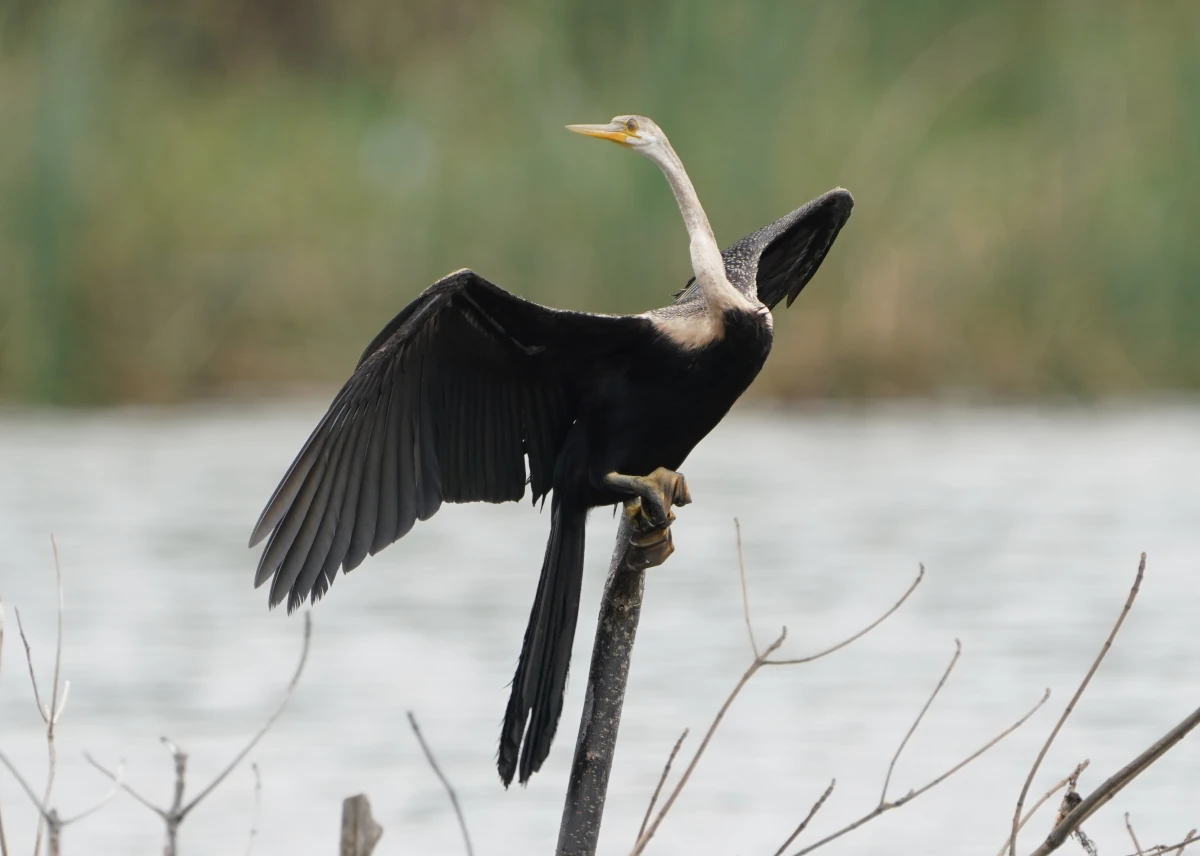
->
<box><xmin>250</xmin><ymin>128</ymin><xmax>852</xmax><ymax>786</ymax></box>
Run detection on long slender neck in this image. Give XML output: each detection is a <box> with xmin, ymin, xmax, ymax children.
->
<box><xmin>649</xmin><ymin>142</ymin><xmax>747</xmax><ymax>312</ymax></box>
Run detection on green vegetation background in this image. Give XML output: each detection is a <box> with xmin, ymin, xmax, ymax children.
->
<box><xmin>2</xmin><ymin>1</ymin><xmax>1198</xmax><ymax>404</ymax></box>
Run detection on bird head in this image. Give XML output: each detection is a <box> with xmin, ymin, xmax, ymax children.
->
<box><xmin>566</xmin><ymin>115</ymin><xmax>667</xmax><ymax>157</ymax></box>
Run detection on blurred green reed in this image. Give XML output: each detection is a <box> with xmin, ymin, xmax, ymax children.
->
<box><xmin>0</xmin><ymin>0</ymin><xmax>1198</xmax><ymax>404</ymax></box>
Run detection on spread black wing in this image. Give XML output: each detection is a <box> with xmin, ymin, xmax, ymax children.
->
<box><xmin>675</xmin><ymin>187</ymin><xmax>854</xmax><ymax>308</ymax></box>
<box><xmin>249</xmin><ymin>269</ymin><xmax>635</xmax><ymax>611</ymax></box>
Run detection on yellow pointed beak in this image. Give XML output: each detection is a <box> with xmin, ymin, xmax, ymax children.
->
<box><xmin>566</xmin><ymin>122</ymin><xmax>636</xmax><ymax>146</ymax></box>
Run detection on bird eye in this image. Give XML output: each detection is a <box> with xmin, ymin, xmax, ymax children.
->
<box><xmin>624</xmin><ymin>118</ymin><xmax>638</xmax><ymax>133</ymax></box>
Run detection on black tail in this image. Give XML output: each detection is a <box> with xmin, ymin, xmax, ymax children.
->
<box><xmin>498</xmin><ymin>502</ymin><xmax>588</xmax><ymax>786</ymax></box>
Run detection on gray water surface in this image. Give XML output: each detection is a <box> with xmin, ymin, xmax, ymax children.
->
<box><xmin>1</xmin><ymin>402</ymin><xmax>1198</xmax><ymax>855</ymax></box>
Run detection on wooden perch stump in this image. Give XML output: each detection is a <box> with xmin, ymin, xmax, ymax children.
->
<box><xmin>557</xmin><ymin>500</ymin><xmax>680</xmax><ymax>856</ymax></box>
<box><xmin>340</xmin><ymin>794</ymin><xmax>383</xmax><ymax>856</ymax></box>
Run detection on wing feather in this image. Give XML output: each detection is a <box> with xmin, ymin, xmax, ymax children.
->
<box><xmin>252</xmin><ymin>269</ymin><xmax>644</xmax><ymax>607</ymax></box>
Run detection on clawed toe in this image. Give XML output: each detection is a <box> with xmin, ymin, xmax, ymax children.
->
<box><xmin>630</xmin><ymin>527</ymin><xmax>674</xmax><ymax>569</ymax></box>
<box><xmin>609</xmin><ymin>468</ymin><xmax>693</xmax><ymax>570</ymax></box>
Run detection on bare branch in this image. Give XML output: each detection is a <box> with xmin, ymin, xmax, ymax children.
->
<box><xmin>734</xmin><ymin>519</ymin><xmax>758</xmax><ymax>658</ymax></box>
<box><xmin>181</xmin><ymin>611</ymin><xmax>311</xmax><ymax>817</ymax></box>
<box><xmin>61</xmin><ymin>761</ymin><xmax>126</xmax><ymax>826</ymax></box>
<box><xmin>629</xmin><ymin>628</ymin><xmax>788</xmax><ymax>856</ymax></box>
<box><xmin>47</xmin><ymin>536</ymin><xmax>64</xmax><ymax>726</ymax></box>
<box><xmin>164</xmin><ymin>739</ymin><xmax>189</xmax><ymax>816</ymax></box>
<box><xmin>637</xmin><ymin>729</ymin><xmax>688</xmax><ymax>844</ymax></box>
<box><xmin>631</xmin><ymin>547</ymin><xmax>930</xmax><ymax>855</ymax></box>
<box><xmin>83</xmin><ymin>754</ymin><xmax>164</xmax><ymax>817</ymax></box>
<box><xmin>772</xmin><ymin>779</ymin><xmax>836</xmax><ymax>856</ymax></box>
<box><xmin>1127</xmin><ymin>813</ymin><xmax>1147</xmax><ymax>856</ymax></box>
<box><xmin>994</xmin><ymin>760</ymin><xmax>1089</xmax><ymax>856</ymax></box>
<box><xmin>763</xmin><ymin>564</ymin><xmax>924</xmax><ymax>666</ymax></box>
<box><xmin>1130</xmin><ymin>830</ymin><xmax>1199</xmax><ymax>856</ymax></box>
<box><xmin>0</xmin><ymin>750</ymin><xmax>53</xmax><ymax>822</ymax></box>
<box><xmin>244</xmin><ymin>763</ymin><xmax>262</xmax><ymax>856</ymax></box>
<box><xmin>1029</xmin><ymin>700</ymin><xmax>1200</xmax><ymax>856</ymax></box>
<box><xmin>881</xmin><ymin>638</ymin><xmax>961</xmax><ymax>805</ymax></box>
<box><xmin>407</xmin><ymin>711</ymin><xmax>473</xmax><ymax>856</ymax></box>
<box><xmin>788</xmin><ymin>687</ymin><xmax>1050</xmax><ymax>856</ymax></box>
<box><xmin>83</xmin><ymin>612</ymin><xmax>310</xmax><ymax>856</ymax></box>
<box><xmin>1010</xmin><ymin>552</ymin><xmax>1146</xmax><ymax>856</ymax></box>
<box><xmin>12</xmin><ymin>537</ymin><xmax>68</xmax><ymax>856</ymax></box>
<box><xmin>14</xmin><ymin>608</ymin><xmax>47</xmax><ymax>724</ymax></box>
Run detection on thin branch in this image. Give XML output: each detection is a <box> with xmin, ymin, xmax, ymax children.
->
<box><xmin>734</xmin><ymin>519</ymin><xmax>758</xmax><ymax>658</ymax></box>
<box><xmin>1029</xmin><ymin>700</ymin><xmax>1200</xmax><ymax>856</ymax></box>
<box><xmin>407</xmin><ymin>711</ymin><xmax>473</xmax><ymax>856</ymax></box>
<box><xmin>994</xmin><ymin>760</ymin><xmax>1089</xmax><ymax>856</ymax></box>
<box><xmin>763</xmin><ymin>564</ymin><xmax>924</xmax><ymax>666</ymax></box>
<box><xmin>161</xmin><ymin>733</ymin><xmax>188</xmax><ymax>854</ymax></box>
<box><xmin>14</xmin><ymin>609</ymin><xmax>47</xmax><ymax>724</ymax></box>
<box><xmin>772</xmin><ymin>779</ymin><xmax>836</xmax><ymax>856</ymax></box>
<box><xmin>83</xmin><ymin>754</ymin><xmax>164</xmax><ymax>817</ymax></box>
<box><xmin>61</xmin><ymin>761</ymin><xmax>126</xmax><ymax>825</ymax></box>
<box><xmin>1128</xmin><ymin>812</ymin><xmax>1146</xmax><ymax>856</ymax></box>
<box><xmin>1130</xmin><ymin>830</ymin><xmax>1199</xmax><ymax>856</ymax></box>
<box><xmin>244</xmin><ymin>763</ymin><xmax>262</xmax><ymax>856</ymax></box>
<box><xmin>181</xmin><ymin>611</ymin><xmax>311</xmax><ymax>817</ymax></box>
<box><xmin>84</xmin><ymin>611</ymin><xmax>312</xmax><ymax>845</ymax></box>
<box><xmin>881</xmin><ymin>638</ymin><xmax>961</xmax><ymax>805</ymax></box>
<box><xmin>629</xmin><ymin>629</ymin><xmax>789</xmax><ymax>856</ymax></box>
<box><xmin>1010</xmin><ymin>553</ymin><xmax>1146</xmax><ymax>856</ymax></box>
<box><xmin>631</xmin><ymin>546</ymin><xmax>929</xmax><ymax>855</ymax></box>
<box><xmin>47</xmin><ymin>536</ymin><xmax>64</xmax><ymax>726</ymax></box>
<box><xmin>15</xmin><ymin>538</ymin><xmax>67</xmax><ymax>856</ymax></box>
<box><xmin>0</xmin><ymin>751</ymin><xmax>53</xmax><ymax>822</ymax></box>
<box><xmin>637</xmin><ymin>729</ymin><xmax>689</xmax><ymax>843</ymax></box>
<box><xmin>787</xmin><ymin>687</ymin><xmax>1050</xmax><ymax>856</ymax></box>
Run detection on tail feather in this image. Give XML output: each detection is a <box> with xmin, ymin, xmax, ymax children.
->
<box><xmin>498</xmin><ymin>503</ymin><xmax>587</xmax><ymax>786</ymax></box>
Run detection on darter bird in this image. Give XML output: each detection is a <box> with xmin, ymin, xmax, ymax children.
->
<box><xmin>249</xmin><ymin>115</ymin><xmax>853</xmax><ymax>786</ymax></box>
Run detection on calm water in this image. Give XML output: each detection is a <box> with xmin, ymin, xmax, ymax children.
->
<box><xmin>1</xmin><ymin>401</ymin><xmax>1198</xmax><ymax>855</ymax></box>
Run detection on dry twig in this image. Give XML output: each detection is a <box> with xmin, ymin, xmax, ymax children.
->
<box><xmin>629</xmin><ymin>527</ymin><xmax>991</xmax><ymax>856</ymax></box>
<box><xmin>772</xmin><ymin>780</ymin><xmax>836</xmax><ymax>856</ymax></box>
<box><xmin>0</xmin><ymin>749</ymin><xmax>126</xmax><ymax>854</ymax></box>
<box><xmin>734</xmin><ymin>519</ymin><xmax>758</xmax><ymax>658</ymax></box>
<box><xmin>637</xmin><ymin>730</ymin><xmax>688</xmax><ymax>844</ymax></box>
<box><xmin>86</xmin><ymin>612</ymin><xmax>312</xmax><ymax>856</ymax></box>
<box><xmin>407</xmin><ymin>711</ymin><xmax>474</xmax><ymax>856</ymax></box>
<box><xmin>1129</xmin><ymin>812</ymin><xmax>1147</xmax><ymax>856</ymax></box>
<box><xmin>994</xmin><ymin>760</ymin><xmax>1089</xmax><ymax>856</ymax></box>
<box><xmin>1010</xmin><ymin>553</ymin><xmax>1146</xmax><ymax>856</ymax></box>
<box><xmin>786</xmin><ymin>676</ymin><xmax>1049</xmax><ymax>855</ymax></box>
<box><xmin>628</xmin><ymin>628</ymin><xmax>788</xmax><ymax>856</ymax></box>
<box><xmin>881</xmin><ymin>638</ymin><xmax>961</xmax><ymax>805</ymax></box>
<box><xmin>1029</xmin><ymin>700</ymin><xmax>1200</xmax><ymax>856</ymax></box>
<box><xmin>5</xmin><ymin>538</ymin><xmax>70</xmax><ymax>856</ymax></box>
<box><xmin>244</xmin><ymin>763</ymin><xmax>262</xmax><ymax>856</ymax></box>
<box><xmin>1128</xmin><ymin>830</ymin><xmax>1199</xmax><ymax>856</ymax></box>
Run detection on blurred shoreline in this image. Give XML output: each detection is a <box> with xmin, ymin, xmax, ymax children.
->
<box><xmin>2</xmin><ymin>2</ymin><xmax>1197</xmax><ymax>404</ymax></box>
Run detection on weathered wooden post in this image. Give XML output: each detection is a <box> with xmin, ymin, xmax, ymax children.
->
<box><xmin>340</xmin><ymin>794</ymin><xmax>383</xmax><ymax>856</ymax></box>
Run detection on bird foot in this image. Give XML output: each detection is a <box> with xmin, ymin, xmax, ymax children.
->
<box><xmin>623</xmin><ymin>499</ymin><xmax>676</xmax><ymax>569</ymax></box>
<box><xmin>605</xmin><ymin>467</ymin><xmax>692</xmax><ymax>528</ymax></box>
<box><xmin>608</xmin><ymin>468</ymin><xmax>692</xmax><ymax>570</ymax></box>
